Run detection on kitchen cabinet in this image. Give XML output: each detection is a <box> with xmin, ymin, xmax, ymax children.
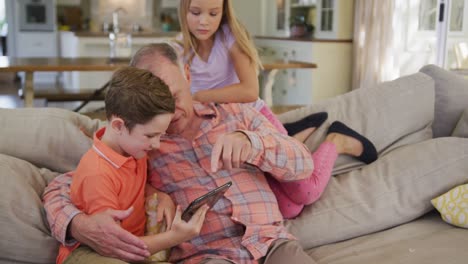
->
<box><xmin>315</xmin><ymin>0</ymin><xmax>354</xmax><ymax>39</ymax></box>
<box><xmin>255</xmin><ymin>37</ymin><xmax>352</xmax><ymax>105</ymax></box>
<box><xmin>15</xmin><ymin>32</ymin><xmax>59</xmax><ymax>83</ymax></box>
<box><xmin>265</xmin><ymin>0</ymin><xmax>354</xmax><ymax>40</ymax></box>
<box><xmin>17</xmin><ymin>32</ymin><xmax>58</xmax><ymax>58</ymax></box>
<box><xmin>59</xmin><ymin>31</ymin><xmax>175</xmax><ymax>91</ymax></box>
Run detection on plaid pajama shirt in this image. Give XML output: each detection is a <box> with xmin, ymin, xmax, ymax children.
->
<box><xmin>148</xmin><ymin>103</ymin><xmax>313</xmax><ymax>263</ymax></box>
<box><xmin>43</xmin><ymin>102</ymin><xmax>314</xmax><ymax>264</ymax></box>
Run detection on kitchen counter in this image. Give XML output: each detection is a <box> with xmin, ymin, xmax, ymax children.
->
<box><xmin>70</xmin><ymin>30</ymin><xmax>180</xmax><ymax>38</ymax></box>
<box><xmin>59</xmin><ymin>31</ymin><xmax>178</xmax><ymax>91</ymax></box>
<box><xmin>255</xmin><ymin>35</ymin><xmax>353</xmax><ymax>43</ymax></box>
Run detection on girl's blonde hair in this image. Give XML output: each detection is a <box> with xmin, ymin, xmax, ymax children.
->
<box><xmin>178</xmin><ymin>0</ymin><xmax>263</xmax><ymax>72</ymax></box>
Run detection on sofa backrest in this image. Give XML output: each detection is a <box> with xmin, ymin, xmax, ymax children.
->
<box><xmin>0</xmin><ymin>108</ymin><xmax>104</xmax><ymax>173</ymax></box>
<box><xmin>278</xmin><ymin>71</ymin><xmax>435</xmax><ymax>174</ymax></box>
<box><xmin>419</xmin><ymin>64</ymin><xmax>468</xmax><ymax>137</ymax></box>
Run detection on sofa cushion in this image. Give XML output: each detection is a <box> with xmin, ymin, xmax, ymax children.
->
<box><xmin>0</xmin><ymin>108</ymin><xmax>104</xmax><ymax>173</ymax></box>
<box><xmin>419</xmin><ymin>65</ymin><xmax>468</xmax><ymax>137</ymax></box>
<box><xmin>431</xmin><ymin>184</ymin><xmax>468</xmax><ymax>228</ymax></box>
<box><xmin>305</xmin><ymin>211</ymin><xmax>468</xmax><ymax>264</ymax></box>
<box><xmin>0</xmin><ymin>154</ymin><xmax>59</xmax><ymax>263</ymax></box>
<box><xmin>452</xmin><ymin>106</ymin><xmax>468</xmax><ymax>138</ymax></box>
<box><xmin>278</xmin><ymin>72</ymin><xmax>435</xmax><ymax>174</ymax></box>
<box><xmin>285</xmin><ymin>137</ymin><xmax>468</xmax><ymax>249</ymax></box>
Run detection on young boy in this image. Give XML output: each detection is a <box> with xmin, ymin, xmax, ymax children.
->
<box><xmin>56</xmin><ymin>66</ymin><xmax>208</xmax><ymax>264</ymax></box>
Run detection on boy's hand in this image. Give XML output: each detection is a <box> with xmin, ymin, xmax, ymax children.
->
<box><xmin>211</xmin><ymin>132</ymin><xmax>252</xmax><ymax>172</ymax></box>
<box><xmin>170</xmin><ymin>205</ymin><xmax>208</xmax><ymax>242</ymax></box>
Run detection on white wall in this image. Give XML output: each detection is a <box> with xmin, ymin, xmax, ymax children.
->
<box><xmin>231</xmin><ymin>0</ymin><xmax>265</xmax><ymax>36</ymax></box>
<box><xmin>89</xmin><ymin>0</ymin><xmax>154</xmax><ymax>32</ymax></box>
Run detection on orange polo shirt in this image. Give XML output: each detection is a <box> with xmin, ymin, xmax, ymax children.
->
<box><xmin>57</xmin><ymin>127</ymin><xmax>147</xmax><ymax>264</ymax></box>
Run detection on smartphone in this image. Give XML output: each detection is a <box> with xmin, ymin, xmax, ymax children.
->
<box><xmin>181</xmin><ymin>181</ymin><xmax>232</xmax><ymax>222</ymax></box>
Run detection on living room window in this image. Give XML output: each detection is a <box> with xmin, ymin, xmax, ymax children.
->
<box><xmin>449</xmin><ymin>0</ymin><xmax>465</xmax><ymax>32</ymax></box>
<box><xmin>418</xmin><ymin>0</ymin><xmax>466</xmax><ymax>33</ymax></box>
<box><xmin>418</xmin><ymin>0</ymin><xmax>437</xmax><ymax>31</ymax></box>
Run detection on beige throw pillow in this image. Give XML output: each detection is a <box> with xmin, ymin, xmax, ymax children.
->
<box><xmin>420</xmin><ymin>64</ymin><xmax>468</xmax><ymax>137</ymax></box>
<box><xmin>0</xmin><ymin>108</ymin><xmax>104</xmax><ymax>173</ymax></box>
<box><xmin>0</xmin><ymin>154</ymin><xmax>60</xmax><ymax>263</ymax></box>
<box><xmin>285</xmin><ymin>137</ymin><xmax>468</xmax><ymax>249</ymax></box>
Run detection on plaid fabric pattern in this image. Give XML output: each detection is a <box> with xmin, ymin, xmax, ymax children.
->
<box><xmin>148</xmin><ymin>103</ymin><xmax>313</xmax><ymax>264</ymax></box>
<box><xmin>43</xmin><ymin>171</ymin><xmax>79</xmax><ymax>246</ymax></box>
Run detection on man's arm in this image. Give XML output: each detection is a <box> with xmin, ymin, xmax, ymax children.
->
<box><xmin>42</xmin><ymin>172</ymin><xmax>81</xmax><ymax>245</ymax></box>
<box><xmin>42</xmin><ymin>173</ymin><xmax>150</xmax><ymax>262</ymax></box>
<box><xmin>235</xmin><ymin>104</ymin><xmax>314</xmax><ymax>181</ymax></box>
<box><xmin>210</xmin><ymin>104</ymin><xmax>314</xmax><ymax>182</ymax></box>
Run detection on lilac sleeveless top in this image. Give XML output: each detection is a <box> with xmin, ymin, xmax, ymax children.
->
<box><xmin>183</xmin><ymin>24</ymin><xmax>264</xmax><ymax>110</ymax></box>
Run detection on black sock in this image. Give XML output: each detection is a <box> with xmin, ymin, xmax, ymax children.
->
<box><xmin>283</xmin><ymin>112</ymin><xmax>328</xmax><ymax>136</ymax></box>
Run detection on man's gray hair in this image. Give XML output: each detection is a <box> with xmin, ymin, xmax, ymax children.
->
<box><xmin>130</xmin><ymin>42</ymin><xmax>183</xmax><ymax>69</ymax></box>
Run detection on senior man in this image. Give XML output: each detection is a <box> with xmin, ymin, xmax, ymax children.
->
<box><xmin>43</xmin><ymin>43</ymin><xmax>316</xmax><ymax>264</ymax></box>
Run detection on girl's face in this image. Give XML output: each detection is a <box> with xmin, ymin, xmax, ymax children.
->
<box><xmin>186</xmin><ymin>0</ymin><xmax>224</xmax><ymax>41</ymax></box>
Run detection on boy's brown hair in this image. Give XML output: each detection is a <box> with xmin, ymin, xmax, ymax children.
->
<box><xmin>105</xmin><ymin>66</ymin><xmax>175</xmax><ymax>131</ymax></box>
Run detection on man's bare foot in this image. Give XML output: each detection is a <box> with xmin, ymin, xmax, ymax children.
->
<box><xmin>292</xmin><ymin>127</ymin><xmax>317</xmax><ymax>143</ymax></box>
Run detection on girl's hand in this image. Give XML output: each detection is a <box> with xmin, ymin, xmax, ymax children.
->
<box><xmin>155</xmin><ymin>191</ymin><xmax>176</xmax><ymax>228</ymax></box>
<box><xmin>170</xmin><ymin>205</ymin><xmax>209</xmax><ymax>242</ymax></box>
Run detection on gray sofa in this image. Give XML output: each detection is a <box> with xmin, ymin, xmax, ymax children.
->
<box><xmin>1</xmin><ymin>65</ymin><xmax>468</xmax><ymax>264</ymax></box>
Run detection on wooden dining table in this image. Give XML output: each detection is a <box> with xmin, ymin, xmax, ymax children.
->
<box><xmin>0</xmin><ymin>56</ymin><xmax>317</xmax><ymax>108</ymax></box>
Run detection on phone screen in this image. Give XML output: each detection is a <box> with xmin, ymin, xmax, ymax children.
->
<box><xmin>181</xmin><ymin>181</ymin><xmax>232</xmax><ymax>222</ymax></box>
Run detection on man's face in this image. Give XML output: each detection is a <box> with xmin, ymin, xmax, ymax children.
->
<box><xmin>136</xmin><ymin>55</ymin><xmax>194</xmax><ymax>135</ymax></box>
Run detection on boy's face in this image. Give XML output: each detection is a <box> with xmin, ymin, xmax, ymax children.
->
<box><xmin>117</xmin><ymin>113</ymin><xmax>173</xmax><ymax>159</ymax></box>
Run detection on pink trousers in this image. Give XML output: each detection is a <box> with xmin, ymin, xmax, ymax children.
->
<box><xmin>260</xmin><ymin>105</ymin><xmax>338</xmax><ymax>219</ymax></box>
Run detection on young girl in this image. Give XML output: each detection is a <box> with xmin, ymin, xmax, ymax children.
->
<box><xmin>176</xmin><ymin>0</ymin><xmax>378</xmax><ymax>218</ymax></box>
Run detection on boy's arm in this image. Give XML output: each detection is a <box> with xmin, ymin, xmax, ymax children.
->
<box><xmin>42</xmin><ymin>173</ymin><xmax>149</xmax><ymax>262</ymax></box>
<box><xmin>140</xmin><ymin>205</ymin><xmax>208</xmax><ymax>254</ymax></box>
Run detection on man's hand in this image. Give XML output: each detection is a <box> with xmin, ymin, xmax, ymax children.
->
<box><xmin>145</xmin><ymin>184</ymin><xmax>176</xmax><ymax>228</ymax></box>
<box><xmin>70</xmin><ymin>208</ymin><xmax>150</xmax><ymax>262</ymax></box>
<box><xmin>155</xmin><ymin>191</ymin><xmax>176</xmax><ymax>228</ymax></box>
<box><xmin>211</xmin><ymin>132</ymin><xmax>252</xmax><ymax>172</ymax></box>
